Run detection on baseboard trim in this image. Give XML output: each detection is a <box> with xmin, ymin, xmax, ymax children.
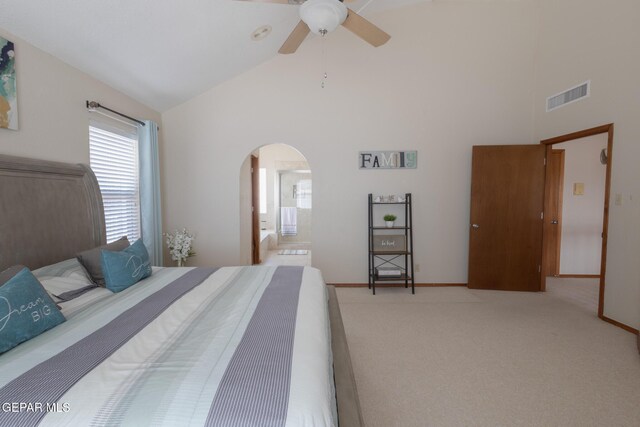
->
<box><xmin>601</xmin><ymin>315</ymin><xmax>639</xmax><ymax>335</ymax></box>
<box><xmin>329</xmin><ymin>283</ymin><xmax>467</xmax><ymax>288</ymax></box>
<box><xmin>555</xmin><ymin>274</ymin><xmax>601</xmax><ymax>279</ymax></box>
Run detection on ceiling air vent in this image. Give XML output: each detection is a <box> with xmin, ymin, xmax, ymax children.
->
<box><xmin>546</xmin><ymin>81</ymin><xmax>590</xmax><ymax>112</ymax></box>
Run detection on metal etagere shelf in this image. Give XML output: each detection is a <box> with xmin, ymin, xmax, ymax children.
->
<box><xmin>368</xmin><ymin>193</ymin><xmax>414</xmax><ymax>295</ymax></box>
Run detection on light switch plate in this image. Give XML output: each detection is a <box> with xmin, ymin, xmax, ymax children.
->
<box><xmin>573</xmin><ymin>182</ymin><xmax>584</xmax><ymax>196</ymax></box>
<box><xmin>615</xmin><ymin>193</ymin><xmax>623</xmax><ymax>206</ymax></box>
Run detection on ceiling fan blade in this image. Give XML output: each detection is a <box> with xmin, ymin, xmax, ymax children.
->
<box><xmin>279</xmin><ymin>20</ymin><xmax>311</xmax><ymax>54</ymax></box>
<box><xmin>342</xmin><ymin>9</ymin><xmax>391</xmax><ymax>47</ymax></box>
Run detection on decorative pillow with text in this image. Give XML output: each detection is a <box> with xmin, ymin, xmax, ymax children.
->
<box><xmin>0</xmin><ymin>267</ymin><xmax>66</xmax><ymax>354</ymax></box>
<box><xmin>101</xmin><ymin>239</ymin><xmax>152</xmax><ymax>293</ymax></box>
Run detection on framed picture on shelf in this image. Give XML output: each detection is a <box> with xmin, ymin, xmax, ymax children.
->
<box><xmin>373</xmin><ymin>235</ymin><xmax>406</xmax><ymax>252</ymax></box>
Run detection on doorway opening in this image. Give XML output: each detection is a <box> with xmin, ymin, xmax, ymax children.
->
<box><xmin>240</xmin><ymin>144</ymin><xmax>312</xmax><ymax>267</ymax></box>
<box><xmin>541</xmin><ymin>124</ymin><xmax>614</xmax><ymax>319</ymax></box>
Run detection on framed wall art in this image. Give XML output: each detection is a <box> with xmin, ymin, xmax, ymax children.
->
<box><xmin>359</xmin><ymin>151</ymin><xmax>417</xmax><ymax>169</ymax></box>
<box><xmin>0</xmin><ymin>36</ymin><xmax>18</xmax><ymax>130</ymax></box>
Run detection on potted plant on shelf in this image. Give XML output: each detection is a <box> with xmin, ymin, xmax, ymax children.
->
<box><xmin>384</xmin><ymin>214</ymin><xmax>397</xmax><ymax>228</ymax></box>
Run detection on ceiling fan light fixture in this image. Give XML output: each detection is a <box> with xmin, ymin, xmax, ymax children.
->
<box><xmin>300</xmin><ymin>0</ymin><xmax>348</xmax><ymax>36</ymax></box>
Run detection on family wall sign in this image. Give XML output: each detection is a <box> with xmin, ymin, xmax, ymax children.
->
<box><xmin>359</xmin><ymin>151</ymin><xmax>417</xmax><ymax>169</ymax></box>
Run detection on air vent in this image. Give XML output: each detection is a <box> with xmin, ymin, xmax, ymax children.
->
<box><xmin>546</xmin><ymin>81</ymin><xmax>590</xmax><ymax>112</ymax></box>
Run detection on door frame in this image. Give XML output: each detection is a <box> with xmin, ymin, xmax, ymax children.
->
<box><xmin>540</xmin><ymin>124</ymin><xmax>613</xmax><ymax>319</ymax></box>
<box><xmin>543</xmin><ymin>149</ymin><xmax>565</xmax><ymax>277</ymax></box>
<box><xmin>251</xmin><ymin>155</ymin><xmax>260</xmax><ymax>265</ymax></box>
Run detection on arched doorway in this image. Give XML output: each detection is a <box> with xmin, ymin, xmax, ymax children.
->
<box><xmin>239</xmin><ymin>144</ymin><xmax>312</xmax><ymax>266</ymax></box>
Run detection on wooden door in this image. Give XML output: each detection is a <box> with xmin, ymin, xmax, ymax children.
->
<box><xmin>542</xmin><ymin>149</ymin><xmax>565</xmax><ymax>277</ymax></box>
<box><xmin>251</xmin><ymin>155</ymin><xmax>260</xmax><ymax>265</ymax></box>
<box><xmin>468</xmin><ymin>145</ymin><xmax>546</xmax><ymax>291</ymax></box>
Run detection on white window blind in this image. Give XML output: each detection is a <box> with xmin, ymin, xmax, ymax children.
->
<box><xmin>89</xmin><ymin>122</ymin><xmax>141</xmax><ymax>243</ymax></box>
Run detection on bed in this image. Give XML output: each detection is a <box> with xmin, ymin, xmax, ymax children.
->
<box><xmin>0</xmin><ymin>154</ymin><xmax>362</xmax><ymax>426</ymax></box>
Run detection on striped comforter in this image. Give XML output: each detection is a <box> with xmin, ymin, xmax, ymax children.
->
<box><xmin>0</xmin><ymin>266</ymin><xmax>336</xmax><ymax>426</ymax></box>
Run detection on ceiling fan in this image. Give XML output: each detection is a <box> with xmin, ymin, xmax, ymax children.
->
<box><xmin>237</xmin><ymin>0</ymin><xmax>391</xmax><ymax>54</ymax></box>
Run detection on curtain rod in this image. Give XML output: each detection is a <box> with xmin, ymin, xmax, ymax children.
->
<box><xmin>86</xmin><ymin>101</ymin><xmax>145</xmax><ymax>127</ymax></box>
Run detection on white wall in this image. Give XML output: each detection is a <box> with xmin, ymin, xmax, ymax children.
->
<box><xmin>161</xmin><ymin>1</ymin><xmax>538</xmax><ymax>282</ymax></box>
<box><xmin>533</xmin><ymin>0</ymin><xmax>640</xmax><ymax>328</ymax></box>
<box><xmin>556</xmin><ymin>134</ymin><xmax>607</xmax><ymax>275</ymax></box>
<box><xmin>0</xmin><ymin>29</ymin><xmax>161</xmax><ymax>164</ymax></box>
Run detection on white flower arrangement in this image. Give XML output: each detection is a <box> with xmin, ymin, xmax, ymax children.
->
<box><xmin>164</xmin><ymin>228</ymin><xmax>196</xmax><ymax>267</ymax></box>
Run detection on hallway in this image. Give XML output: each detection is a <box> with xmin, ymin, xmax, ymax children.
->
<box><xmin>546</xmin><ymin>276</ymin><xmax>599</xmax><ymax>314</ymax></box>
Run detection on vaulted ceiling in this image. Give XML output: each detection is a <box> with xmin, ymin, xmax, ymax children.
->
<box><xmin>0</xmin><ymin>0</ymin><xmax>429</xmax><ymax>112</ymax></box>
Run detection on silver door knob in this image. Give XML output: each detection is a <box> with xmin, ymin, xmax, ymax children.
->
<box><xmin>472</xmin><ymin>224</ymin><xmax>480</xmax><ymax>229</ymax></box>
<box><xmin>551</xmin><ymin>220</ymin><xmax>558</xmax><ymax>224</ymax></box>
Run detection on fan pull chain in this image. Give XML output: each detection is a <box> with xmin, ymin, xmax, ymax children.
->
<box><xmin>321</xmin><ymin>31</ymin><xmax>328</xmax><ymax>89</ymax></box>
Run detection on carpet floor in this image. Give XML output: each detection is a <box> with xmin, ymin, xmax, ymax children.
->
<box><xmin>336</xmin><ymin>282</ymin><xmax>640</xmax><ymax>427</ymax></box>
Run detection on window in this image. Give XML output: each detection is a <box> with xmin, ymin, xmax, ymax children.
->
<box><xmin>296</xmin><ymin>178</ymin><xmax>312</xmax><ymax>209</ymax></box>
<box><xmin>89</xmin><ymin>121</ymin><xmax>140</xmax><ymax>243</ymax></box>
<box><xmin>259</xmin><ymin>168</ymin><xmax>267</xmax><ymax>214</ymax></box>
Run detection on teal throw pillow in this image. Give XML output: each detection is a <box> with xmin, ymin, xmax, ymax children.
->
<box><xmin>0</xmin><ymin>268</ymin><xmax>66</xmax><ymax>354</ymax></box>
<box><xmin>101</xmin><ymin>239</ymin><xmax>152</xmax><ymax>293</ymax></box>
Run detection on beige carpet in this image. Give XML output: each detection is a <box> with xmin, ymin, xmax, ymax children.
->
<box><xmin>336</xmin><ymin>284</ymin><xmax>640</xmax><ymax>427</ymax></box>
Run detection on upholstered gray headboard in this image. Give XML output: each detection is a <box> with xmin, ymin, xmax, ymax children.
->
<box><xmin>0</xmin><ymin>154</ymin><xmax>106</xmax><ymax>271</ymax></box>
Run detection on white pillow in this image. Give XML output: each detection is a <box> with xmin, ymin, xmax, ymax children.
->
<box><xmin>33</xmin><ymin>258</ymin><xmax>90</xmax><ymax>281</ymax></box>
<box><xmin>39</xmin><ymin>276</ymin><xmax>96</xmax><ymax>301</ymax></box>
<box><xmin>33</xmin><ymin>258</ymin><xmax>95</xmax><ymax>301</ymax></box>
